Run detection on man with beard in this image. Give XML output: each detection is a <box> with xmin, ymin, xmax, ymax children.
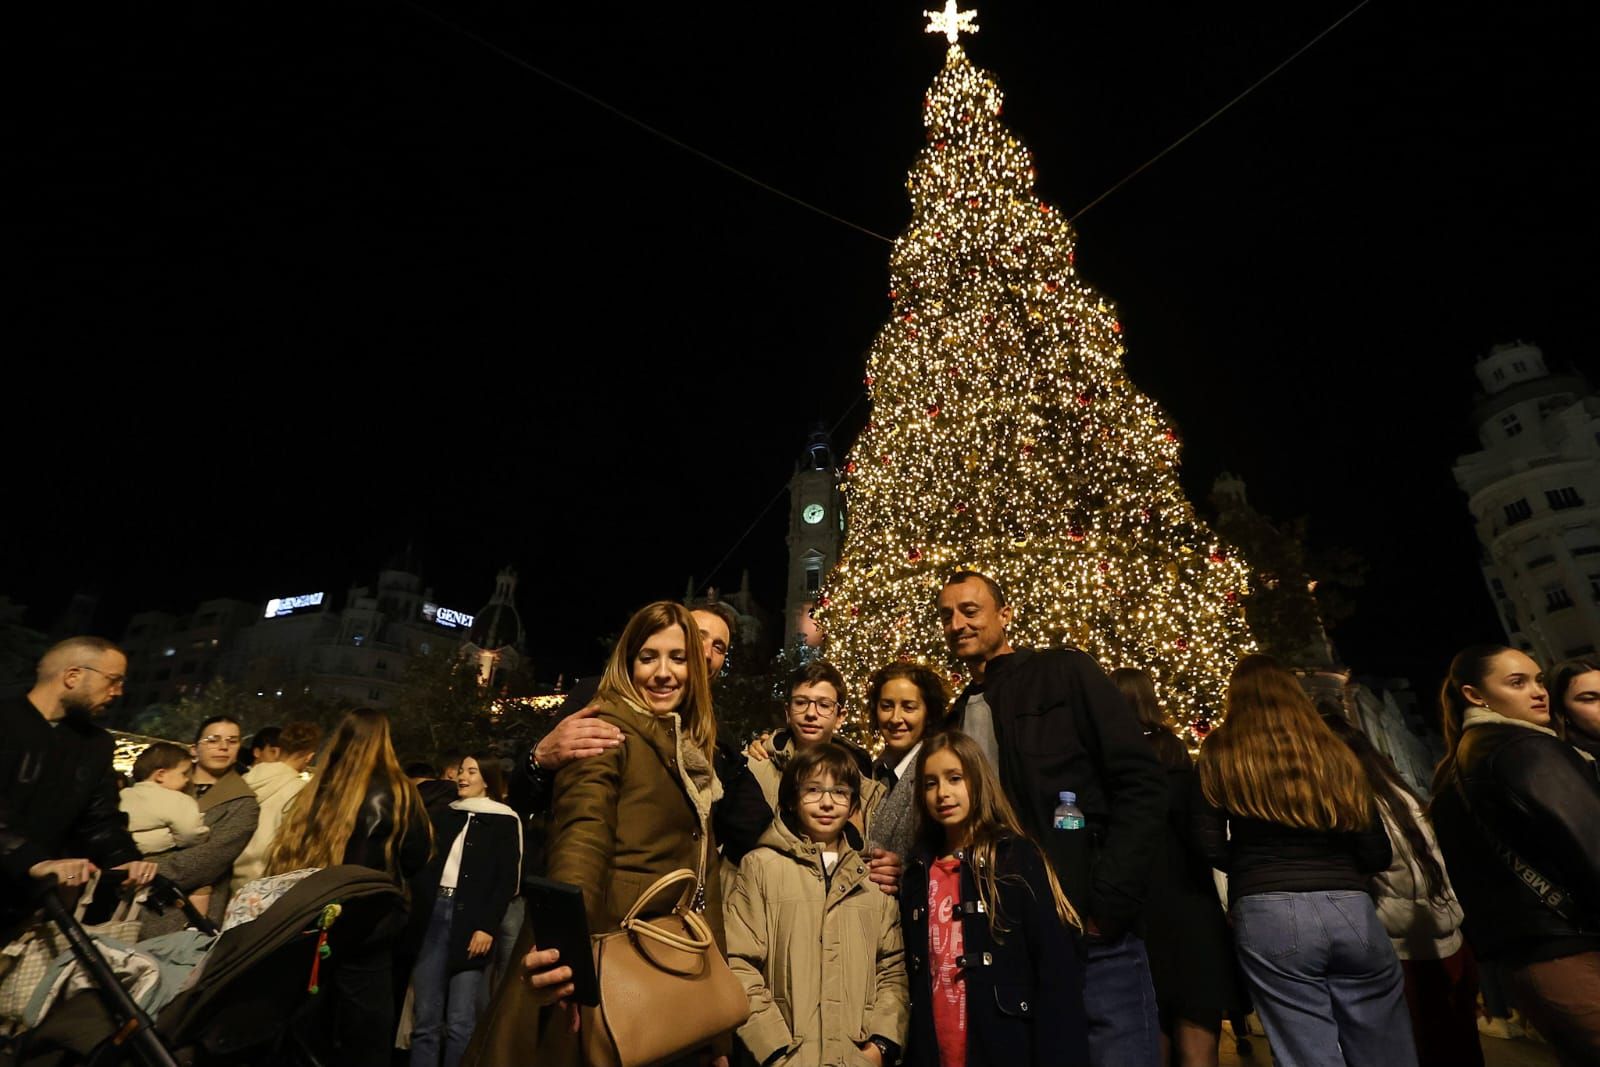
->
<box><xmin>0</xmin><ymin>637</ymin><xmax>156</xmax><ymax>936</ymax></box>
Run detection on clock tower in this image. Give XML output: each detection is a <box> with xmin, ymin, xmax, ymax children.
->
<box><xmin>785</xmin><ymin>428</ymin><xmax>844</xmax><ymax>648</ymax></box>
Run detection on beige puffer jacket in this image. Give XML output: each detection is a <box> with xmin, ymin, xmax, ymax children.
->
<box><xmin>725</xmin><ymin>816</ymin><xmax>908</xmax><ymax>1067</ymax></box>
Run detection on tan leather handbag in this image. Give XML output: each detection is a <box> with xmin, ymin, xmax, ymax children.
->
<box><xmin>581</xmin><ymin>868</ymin><xmax>749</xmax><ymax>1067</ymax></box>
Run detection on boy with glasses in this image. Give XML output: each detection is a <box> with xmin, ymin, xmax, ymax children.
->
<box><xmin>726</xmin><ymin>744</ymin><xmax>908</xmax><ymax>1067</ymax></box>
<box><xmin>748</xmin><ymin>663</ymin><xmax>885</xmax><ymax>835</ymax></box>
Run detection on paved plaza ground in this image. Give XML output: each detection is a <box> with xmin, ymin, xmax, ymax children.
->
<box><xmin>1215</xmin><ymin>1025</ymin><xmax>1560</xmax><ymax>1066</ymax></box>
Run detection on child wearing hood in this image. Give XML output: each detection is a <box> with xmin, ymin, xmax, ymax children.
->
<box><xmin>726</xmin><ymin>743</ymin><xmax>909</xmax><ymax>1067</ymax></box>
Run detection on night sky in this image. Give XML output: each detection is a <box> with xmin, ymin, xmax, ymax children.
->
<box><xmin>12</xmin><ymin>1</ymin><xmax>1592</xmax><ymax>693</ymax></box>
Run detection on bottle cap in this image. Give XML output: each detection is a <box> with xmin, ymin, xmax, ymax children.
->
<box><xmin>1059</xmin><ymin>791</ymin><xmax>1076</xmax><ymax>805</ymax></box>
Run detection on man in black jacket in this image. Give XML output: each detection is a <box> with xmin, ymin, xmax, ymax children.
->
<box><xmin>0</xmin><ymin>637</ymin><xmax>155</xmax><ymax>936</ymax></box>
<box><xmin>937</xmin><ymin>571</ymin><xmax>1166</xmax><ymax>1067</ymax></box>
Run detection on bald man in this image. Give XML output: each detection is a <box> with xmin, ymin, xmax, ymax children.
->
<box><xmin>1</xmin><ymin>636</ymin><xmax>155</xmax><ymax>935</ymax></box>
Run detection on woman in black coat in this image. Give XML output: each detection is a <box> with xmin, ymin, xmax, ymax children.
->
<box><xmin>408</xmin><ymin>754</ymin><xmax>523</xmax><ymax>1067</ymax></box>
<box><xmin>1429</xmin><ymin>646</ymin><xmax>1600</xmax><ymax>1066</ymax></box>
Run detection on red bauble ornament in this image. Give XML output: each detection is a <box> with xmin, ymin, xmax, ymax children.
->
<box><xmin>1175</xmin><ymin>638</ymin><xmax>1189</xmax><ymax>652</ymax></box>
<box><xmin>947</xmin><ymin>367</ymin><xmax>960</xmax><ymax>378</ymax></box>
<box><xmin>845</xmin><ymin>461</ymin><xmax>858</xmax><ymax>474</ymax></box>
<box><xmin>1209</xmin><ymin>550</ymin><xmax>1228</xmax><ymax>564</ymax></box>
<box><xmin>1164</xmin><ymin>430</ymin><xmax>1178</xmax><ymax>442</ymax></box>
<box><xmin>908</xmin><ymin>547</ymin><xmax>924</xmax><ymax>563</ymax></box>
<box><xmin>1077</xmin><ymin>393</ymin><xmax>1091</xmax><ymax>407</ymax></box>
<box><xmin>850</xmin><ymin>605</ymin><xmax>860</xmax><ymax>617</ymax></box>
<box><xmin>1021</xmin><ymin>443</ymin><xmax>1035</xmax><ymax>456</ymax></box>
<box><xmin>879</xmin><ymin>454</ymin><xmax>892</xmax><ymax>465</ymax></box>
<box><xmin>1067</xmin><ymin>251</ymin><xmax>1076</xmax><ymax>266</ymax></box>
<box><xmin>1194</xmin><ymin>720</ymin><xmax>1213</xmax><ymax>740</ymax></box>
<box><xmin>1068</xmin><ymin>526</ymin><xmax>1086</xmax><ymax>542</ymax></box>
<box><xmin>888</xmin><ymin>289</ymin><xmax>898</xmax><ymax>299</ymax></box>
<box><xmin>1045</xmin><ymin>280</ymin><xmax>1059</xmax><ymax>292</ymax></box>
<box><xmin>864</xmin><ymin>375</ymin><xmax>875</xmax><ymax>386</ymax></box>
<box><xmin>927</xmin><ymin>405</ymin><xmax>940</xmax><ymax>419</ymax></box>
<box><xmin>950</xmin><ymin>671</ymin><xmax>964</xmax><ymax>686</ymax></box>
<box><xmin>818</xmin><ymin>596</ymin><xmax>831</xmax><ymax>609</ymax></box>
<box><xmin>1225</xmin><ymin>591</ymin><xmax>1239</xmax><ymax>604</ymax></box>
<box><xmin>1140</xmin><ymin>508</ymin><xmax>1152</xmax><ymax>521</ymax></box>
<box><xmin>1039</xmin><ymin>204</ymin><xmax>1052</xmax><ymax>214</ymax></box>
<box><xmin>954</xmin><ymin>502</ymin><xmax>967</xmax><ymax>514</ymax></box>
<box><xmin>1098</xmin><ymin>560</ymin><xmax>1110</xmax><ymax>573</ymax></box>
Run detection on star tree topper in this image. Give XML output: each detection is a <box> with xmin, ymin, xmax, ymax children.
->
<box><xmin>925</xmin><ymin>0</ymin><xmax>979</xmax><ymax>44</ymax></box>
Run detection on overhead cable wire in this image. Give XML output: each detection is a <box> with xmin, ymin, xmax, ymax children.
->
<box><xmin>690</xmin><ymin>390</ymin><xmax>869</xmax><ymax>598</ymax></box>
<box><xmin>1070</xmin><ymin>0</ymin><xmax>1376</xmax><ymax>221</ymax></box>
<box><xmin>399</xmin><ymin>0</ymin><xmax>894</xmax><ymax>244</ymax></box>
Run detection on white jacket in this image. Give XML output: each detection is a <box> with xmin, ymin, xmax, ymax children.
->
<box><xmin>231</xmin><ymin>762</ymin><xmax>309</xmax><ymax>892</ymax></box>
<box><xmin>119</xmin><ymin>781</ymin><xmax>210</xmax><ymax>855</ymax></box>
<box><xmin>1373</xmin><ymin>791</ymin><xmax>1465</xmax><ymax>960</ymax></box>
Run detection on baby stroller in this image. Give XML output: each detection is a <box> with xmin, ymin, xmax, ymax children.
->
<box><xmin>8</xmin><ymin>866</ymin><xmax>404</xmax><ymax>1067</ymax></box>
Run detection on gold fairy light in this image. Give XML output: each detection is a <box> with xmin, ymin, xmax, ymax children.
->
<box><xmin>816</xmin><ymin>31</ymin><xmax>1256</xmax><ymax>741</ymax></box>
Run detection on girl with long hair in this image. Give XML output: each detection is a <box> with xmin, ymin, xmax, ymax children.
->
<box><xmin>471</xmin><ymin>601</ymin><xmax>730</xmax><ymax>1067</ymax></box>
<box><xmin>1428</xmin><ymin>645</ymin><xmax>1600</xmax><ymax>1066</ymax></box>
<box><xmin>265</xmin><ymin>707</ymin><xmax>431</xmax><ymax>1067</ymax></box>
<box><xmin>1320</xmin><ymin>713</ymin><xmax>1480</xmax><ymax>1067</ymax></box>
<box><xmin>1548</xmin><ymin>656</ymin><xmax>1600</xmax><ymax>762</ymax></box>
<box><xmin>408</xmin><ymin>755</ymin><xmax>522</xmax><ymax>1067</ymax></box>
<box><xmin>1111</xmin><ymin>667</ymin><xmax>1236</xmax><ymax>1067</ymax></box>
<box><xmin>1192</xmin><ymin>655</ymin><xmax>1414</xmax><ymax>1067</ymax></box>
<box><xmin>864</xmin><ymin>661</ymin><xmax>950</xmax><ymax>860</ymax></box>
<box><xmin>899</xmin><ymin>731</ymin><xmax>1088</xmax><ymax>1067</ymax></box>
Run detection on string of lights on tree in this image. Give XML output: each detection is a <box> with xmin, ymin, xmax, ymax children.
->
<box><xmin>815</xmin><ymin>3</ymin><xmax>1257</xmax><ymax>741</ymax></box>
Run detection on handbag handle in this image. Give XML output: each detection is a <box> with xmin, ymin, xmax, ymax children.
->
<box><xmin>623</xmin><ymin>908</ymin><xmax>715</xmax><ymax>954</ymax></box>
<box><xmin>619</xmin><ymin>869</ymin><xmax>699</xmax><ymax>925</ymax></box>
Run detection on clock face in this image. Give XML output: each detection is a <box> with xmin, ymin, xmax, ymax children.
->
<box><xmin>802</xmin><ymin>503</ymin><xmax>825</xmax><ymax>525</ymax></box>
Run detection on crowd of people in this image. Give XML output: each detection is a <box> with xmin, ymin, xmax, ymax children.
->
<box><xmin>2</xmin><ymin>578</ymin><xmax>1599</xmax><ymax>1067</ymax></box>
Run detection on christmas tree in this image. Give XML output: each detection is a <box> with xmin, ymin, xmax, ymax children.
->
<box><xmin>815</xmin><ymin>4</ymin><xmax>1256</xmax><ymax>740</ymax></box>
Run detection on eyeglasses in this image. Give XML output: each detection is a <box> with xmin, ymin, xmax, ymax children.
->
<box><xmin>800</xmin><ymin>785</ymin><xmax>855</xmax><ymax>805</ymax></box>
<box><xmin>72</xmin><ymin>665</ymin><xmax>126</xmax><ymax>686</ymax></box>
<box><xmin>790</xmin><ymin>696</ymin><xmax>839</xmax><ymax>715</ymax></box>
<box><xmin>198</xmin><ymin>735</ymin><xmax>242</xmax><ymax>747</ymax></box>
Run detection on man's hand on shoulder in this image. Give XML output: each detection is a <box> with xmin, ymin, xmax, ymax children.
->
<box><xmin>534</xmin><ymin>706</ymin><xmax>623</xmax><ymax>772</ymax></box>
<box><xmin>867</xmin><ymin>848</ymin><xmax>902</xmax><ymax>897</ymax></box>
<box><xmin>746</xmin><ymin>732</ymin><xmax>774</xmax><ymax>762</ymax></box>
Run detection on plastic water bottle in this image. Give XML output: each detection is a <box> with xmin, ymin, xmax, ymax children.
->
<box><xmin>1053</xmin><ymin>791</ymin><xmax>1085</xmax><ymax>831</ymax></box>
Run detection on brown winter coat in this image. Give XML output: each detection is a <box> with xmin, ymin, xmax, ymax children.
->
<box><xmin>726</xmin><ymin>817</ymin><xmax>909</xmax><ymax>1067</ymax></box>
<box><xmin>466</xmin><ymin>699</ymin><xmax>728</xmax><ymax>1067</ymax></box>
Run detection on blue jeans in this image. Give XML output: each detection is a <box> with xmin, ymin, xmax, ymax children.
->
<box><xmin>410</xmin><ymin>895</ymin><xmax>484</xmax><ymax>1067</ymax></box>
<box><xmin>1232</xmin><ymin>891</ymin><xmax>1417</xmax><ymax>1067</ymax></box>
<box><xmin>1083</xmin><ymin>932</ymin><xmax>1161</xmax><ymax>1067</ymax></box>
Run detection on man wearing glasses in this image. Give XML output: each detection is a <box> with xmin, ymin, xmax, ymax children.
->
<box><xmin>144</xmin><ymin>714</ymin><xmax>260</xmax><ymax>935</ymax></box>
<box><xmin>0</xmin><ymin>637</ymin><xmax>155</xmax><ymax>935</ymax></box>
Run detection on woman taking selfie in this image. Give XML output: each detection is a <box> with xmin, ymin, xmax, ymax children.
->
<box><xmin>1429</xmin><ymin>645</ymin><xmax>1600</xmax><ymax>1066</ymax></box>
<box><xmin>1192</xmin><ymin>655</ymin><xmax>1413</xmax><ymax>1067</ymax></box>
<box><xmin>472</xmin><ymin>601</ymin><xmax>729</xmax><ymax>1067</ymax></box>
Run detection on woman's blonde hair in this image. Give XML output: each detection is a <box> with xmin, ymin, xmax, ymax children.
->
<box><xmin>595</xmin><ymin>601</ymin><xmax>716</xmax><ymax>761</ymax></box>
<box><xmin>264</xmin><ymin>707</ymin><xmax>430</xmax><ymax>877</ymax></box>
<box><xmin>915</xmin><ymin>731</ymin><xmax>1081</xmax><ymax>937</ymax></box>
<box><xmin>1197</xmin><ymin>654</ymin><xmax>1373</xmax><ymax>831</ymax></box>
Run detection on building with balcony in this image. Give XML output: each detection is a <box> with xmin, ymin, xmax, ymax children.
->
<box><xmin>1453</xmin><ymin>342</ymin><xmax>1600</xmax><ymax>664</ymax></box>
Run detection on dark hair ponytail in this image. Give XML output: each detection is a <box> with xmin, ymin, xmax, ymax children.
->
<box><xmin>1431</xmin><ymin>644</ymin><xmax>1513</xmax><ymax>796</ymax></box>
